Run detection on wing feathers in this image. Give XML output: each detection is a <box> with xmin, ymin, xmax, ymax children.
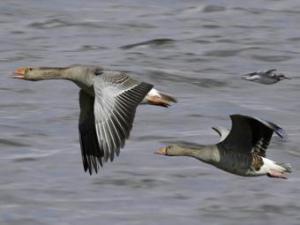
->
<box><xmin>219</xmin><ymin>114</ymin><xmax>286</xmax><ymax>157</ymax></box>
<box><xmin>93</xmin><ymin>76</ymin><xmax>153</xmax><ymax>171</ymax></box>
<box><xmin>78</xmin><ymin>72</ymin><xmax>153</xmax><ymax>174</ymax></box>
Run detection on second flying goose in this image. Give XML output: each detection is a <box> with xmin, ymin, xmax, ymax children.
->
<box><xmin>156</xmin><ymin>114</ymin><xmax>291</xmax><ymax>179</ymax></box>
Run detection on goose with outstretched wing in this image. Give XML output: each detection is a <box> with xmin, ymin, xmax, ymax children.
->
<box><xmin>14</xmin><ymin>65</ymin><xmax>177</xmax><ymax>174</ymax></box>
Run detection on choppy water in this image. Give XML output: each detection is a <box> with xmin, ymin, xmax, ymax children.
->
<box><xmin>1</xmin><ymin>1</ymin><xmax>300</xmax><ymax>224</ymax></box>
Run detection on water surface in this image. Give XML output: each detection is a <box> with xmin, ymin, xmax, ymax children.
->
<box><xmin>1</xmin><ymin>1</ymin><xmax>300</xmax><ymax>225</ymax></box>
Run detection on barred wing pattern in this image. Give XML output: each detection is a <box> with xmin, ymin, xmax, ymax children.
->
<box><xmin>218</xmin><ymin>115</ymin><xmax>285</xmax><ymax>157</ymax></box>
<box><xmin>251</xmin><ymin>117</ymin><xmax>286</xmax><ymax>157</ymax></box>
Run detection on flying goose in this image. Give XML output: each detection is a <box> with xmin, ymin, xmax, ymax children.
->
<box><xmin>156</xmin><ymin>114</ymin><xmax>291</xmax><ymax>179</ymax></box>
<box><xmin>242</xmin><ymin>69</ymin><xmax>290</xmax><ymax>84</ymax></box>
<box><xmin>14</xmin><ymin>65</ymin><xmax>176</xmax><ymax>174</ymax></box>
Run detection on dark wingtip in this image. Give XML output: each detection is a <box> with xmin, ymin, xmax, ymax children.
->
<box><xmin>275</xmin><ymin>127</ymin><xmax>288</xmax><ymax>140</ymax></box>
<box><xmin>266</xmin><ymin>120</ymin><xmax>288</xmax><ymax>140</ymax></box>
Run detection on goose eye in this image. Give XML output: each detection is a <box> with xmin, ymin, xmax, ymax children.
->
<box><xmin>25</xmin><ymin>68</ymin><xmax>32</xmax><ymax>73</ymax></box>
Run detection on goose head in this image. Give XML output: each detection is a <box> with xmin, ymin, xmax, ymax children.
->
<box><xmin>13</xmin><ymin>65</ymin><xmax>103</xmax><ymax>86</ymax></box>
<box><xmin>155</xmin><ymin>144</ymin><xmax>181</xmax><ymax>156</ymax></box>
<box><xmin>275</xmin><ymin>74</ymin><xmax>290</xmax><ymax>81</ymax></box>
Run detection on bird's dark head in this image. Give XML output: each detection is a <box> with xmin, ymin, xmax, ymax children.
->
<box><xmin>275</xmin><ymin>74</ymin><xmax>290</xmax><ymax>80</ymax></box>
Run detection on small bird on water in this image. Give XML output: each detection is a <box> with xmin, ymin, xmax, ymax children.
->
<box><xmin>13</xmin><ymin>65</ymin><xmax>177</xmax><ymax>174</ymax></box>
<box><xmin>156</xmin><ymin>114</ymin><xmax>291</xmax><ymax>179</ymax></box>
<box><xmin>242</xmin><ymin>69</ymin><xmax>290</xmax><ymax>84</ymax></box>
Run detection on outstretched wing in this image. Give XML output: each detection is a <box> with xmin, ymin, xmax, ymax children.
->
<box><xmin>218</xmin><ymin>114</ymin><xmax>285</xmax><ymax>157</ymax></box>
<box><xmin>218</xmin><ymin>115</ymin><xmax>253</xmax><ymax>153</ymax></box>
<box><xmin>79</xmin><ymin>72</ymin><xmax>153</xmax><ymax>174</ymax></box>
<box><xmin>93</xmin><ymin>71</ymin><xmax>153</xmax><ymax>164</ymax></box>
<box><xmin>265</xmin><ymin>69</ymin><xmax>277</xmax><ymax>76</ymax></box>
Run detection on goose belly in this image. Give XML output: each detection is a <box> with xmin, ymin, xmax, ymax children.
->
<box><xmin>212</xmin><ymin>152</ymin><xmax>260</xmax><ymax>176</ymax></box>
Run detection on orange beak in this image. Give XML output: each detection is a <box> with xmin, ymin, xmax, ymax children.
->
<box><xmin>154</xmin><ymin>147</ymin><xmax>167</xmax><ymax>155</ymax></box>
<box><xmin>13</xmin><ymin>67</ymin><xmax>26</xmax><ymax>79</ymax></box>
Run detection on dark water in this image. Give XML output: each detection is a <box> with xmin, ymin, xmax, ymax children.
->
<box><xmin>1</xmin><ymin>1</ymin><xmax>300</xmax><ymax>224</ymax></box>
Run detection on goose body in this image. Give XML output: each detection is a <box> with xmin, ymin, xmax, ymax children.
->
<box><xmin>14</xmin><ymin>65</ymin><xmax>176</xmax><ymax>174</ymax></box>
<box><xmin>156</xmin><ymin>114</ymin><xmax>291</xmax><ymax>179</ymax></box>
<box><xmin>242</xmin><ymin>69</ymin><xmax>290</xmax><ymax>84</ymax></box>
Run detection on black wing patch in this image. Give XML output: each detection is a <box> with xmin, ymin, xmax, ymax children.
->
<box><xmin>79</xmin><ymin>90</ymin><xmax>103</xmax><ymax>174</ymax></box>
<box><xmin>218</xmin><ymin>114</ymin><xmax>285</xmax><ymax>157</ymax></box>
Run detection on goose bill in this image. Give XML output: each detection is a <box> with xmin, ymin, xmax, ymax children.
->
<box><xmin>155</xmin><ymin>147</ymin><xmax>167</xmax><ymax>155</ymax></box>
<box><xmin>13</xmin><ymin>67</ymin><xmax>26</xmax><ymax>79</ymax></box>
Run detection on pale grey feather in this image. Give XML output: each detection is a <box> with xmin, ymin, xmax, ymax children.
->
<box><xmin>93</xmin><ymin>71</ymin><xmax>153</xmax><ymax>163</ymax></box>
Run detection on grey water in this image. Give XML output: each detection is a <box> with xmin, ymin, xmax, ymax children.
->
<box><xmin>1</xmin><ymin>0</ymin><xmax>300</xmax><ymax>224</ymax></box>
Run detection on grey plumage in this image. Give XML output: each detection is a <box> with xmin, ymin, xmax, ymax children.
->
<box><xmin>76</xmin><ymin>70</ymin><xmax>153</xmax><ymax>173</ymax></box>
<box><xmin>93</xmin><ymin>73</ymin><xmax>153</xmax><ymax>163</ymax></box>
<box><xmin>79</xmin><ymin>74</ymin><xmax>153</xmax><ymax>173</ymax></box>
<box><xmin>14</xmin><ymin>65</ymin><xmax>177</xmax><ymax>175</ymax></box>
<box><xmin>157</xmin><ymin>114</ymin><xmax>291</xmax><ymax>178</ymax></box>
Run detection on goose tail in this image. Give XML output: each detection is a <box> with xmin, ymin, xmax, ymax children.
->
<box><xmin>277</xmin><ymin>162</ymin><xmax>292</xmax><ymax>173</ymax></box>
<box><xmin>143</xmin><ymin>88</ymin><xmax>177</xmax><ymax>107</ymax></box>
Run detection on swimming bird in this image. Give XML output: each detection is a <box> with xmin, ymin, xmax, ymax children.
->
<box><xmin>156</xmin><ymin>114</ymin><xmax>291</xmax><ymax>179</ymax></box>
<box><xmin>14</xmin><ymin>65</ymin><xmax>176</xmax><ymax>174</ymax></box>
<box><xmin>242</xmin><ymin>69</ymin><xmax>290</xmax><ymax>84</ymax></box>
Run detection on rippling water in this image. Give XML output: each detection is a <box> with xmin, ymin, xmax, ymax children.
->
<box><xmin>1</xmin><ymin>1</ymin><xmax>300</xmax><ymax>225</ymax></box>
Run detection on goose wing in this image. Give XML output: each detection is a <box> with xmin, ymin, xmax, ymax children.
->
<box><xmin>93</xmin><ymin>72</ymin><xmax>153</xmax><ymax>164</ymax></box>
<box><xmin>265</xmin><ymin>69</ymin><xmax>277</xmax><ymax>76</ymax></box>
<box><xmin>250</xmin><ymin>117</ymin><xmax>286</xmax><ymax>156</ymax></box>
<box><xmin>79</xmin><ymin>71</ymin><xmax>153</xmax><ymax>174</ymax></box>
<box><xmin>218</xmin><ymin>114</ymin><xmax>285</xmax><ymax>156</ymax></box>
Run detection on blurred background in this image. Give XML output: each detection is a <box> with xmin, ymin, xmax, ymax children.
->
<box><xmin>0</xmin><ymin>0</ymin><xmax>300</xmax><ymax>224</ymax></box>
